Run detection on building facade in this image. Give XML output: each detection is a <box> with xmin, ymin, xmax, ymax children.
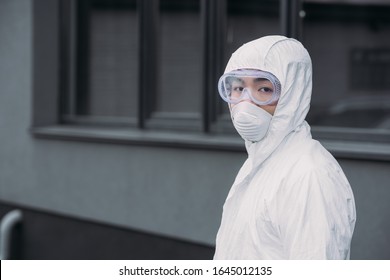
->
<box><xmin>1</xmin><ymin>0</ymin><xmax>390</xmax><ymax>259</ymax></box>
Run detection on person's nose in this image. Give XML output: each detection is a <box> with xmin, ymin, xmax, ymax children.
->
<box><xmin>240</xmin><ymin>88</ymin><xmax>252</xmax><ymax>101</ymax></box>
<box><xmin>235</xmin><ymin>88</ymin><xmax>257</xmax><ymax>106</ymax></box>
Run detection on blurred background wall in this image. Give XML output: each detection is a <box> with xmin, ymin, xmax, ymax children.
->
<box><xmin>0</xmin><ymin>0</ymin><xmax>389</xmax><ymax>259</ymax></box>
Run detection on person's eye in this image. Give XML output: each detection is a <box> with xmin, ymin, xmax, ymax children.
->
<box><xmin>259</xmin><ymin>87</ymin><xmax>273</xmax><ymax>93</ymax></box>
<box><xmin>233</xmin><ymin>87</ymin><xmax>244</xmax><ymax>92</ymax></box>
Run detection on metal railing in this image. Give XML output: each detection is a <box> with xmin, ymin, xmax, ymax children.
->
<box><xmin>0</xmin><ymin>210</ymin><xmax>23</xmax><ymax>260</ymax></box>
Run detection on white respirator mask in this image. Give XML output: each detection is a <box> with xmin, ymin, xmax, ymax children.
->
<box><xmin>231</xmin><ymin>102</ymin><xmax>272</xmax><ymax>142</ymax></box>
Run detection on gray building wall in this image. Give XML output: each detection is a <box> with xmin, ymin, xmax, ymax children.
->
<box><xmin>0</xmin><ymin>0</ymin><xmax>240</xmax><ymax>246</ymax></box>
<box><xmin>0</xmin><ymin>0</ymin><xmax>389</xmax><ymax>259</ymax></box>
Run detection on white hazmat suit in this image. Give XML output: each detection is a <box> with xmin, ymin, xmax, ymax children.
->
<box><xmin>214</xmin><ymin>36</ymin><xmax>356</xmax><ymax>260</ymax></box>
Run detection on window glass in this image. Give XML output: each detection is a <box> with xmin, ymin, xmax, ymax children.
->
<box><xmin>224</xmin><ymin>0</ymin><xmax>280</xmax><ymax>62</ymax></box>
<box><xmin>302</xmin><ymin>1</ymin><xmax>390</xmax><ymax>131</ymax></box>
<box><xmin>153</xmin><ymin>0</ymin><xmax>202</xmax><ymax>120</ymax></box>
<box><xmin>77</xmin><ymin>0</ymin><xmax>138</xmax><ymax>119</ymax></box>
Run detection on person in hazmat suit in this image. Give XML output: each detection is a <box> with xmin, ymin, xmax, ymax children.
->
<box><xmin>214</xmin><ymin>35</ymin><xmax>356</xmax><ymax>259</ymax></box>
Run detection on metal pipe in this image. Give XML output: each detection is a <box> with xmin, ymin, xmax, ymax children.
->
<box><xmin>0</xmin><ymin>210</ymin><xmax>23</xmax><ymax>260</ymax></box>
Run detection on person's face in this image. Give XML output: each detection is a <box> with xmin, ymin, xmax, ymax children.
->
<box><xmin>229</xmin><ymin>77</ymin><xmax>278</xmax><ymax>115</ymax></box>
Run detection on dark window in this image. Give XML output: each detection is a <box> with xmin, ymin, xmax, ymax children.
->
<box><xmin>60</xmin><ymin>0</ymin><xmax>281</xmax><ymax>133</ymax></box>
<box><xmin>31</xmin><ymin>0</ymin><xmax>390</xmax><ymax>158</ymax></box>
<box><xmin>61</xmin><ymin>0</ymin><xmax>139</xmax><ymax>126</ymax></box>
<box><xmin>87</xmin><ymin>2</ymin><xmax>139</xmax><ymax>118</ymax></box>
<box><xmin>147</xmin><ymin>0</ymin><xmax>203</xmax><ymax>131</ymax></box>
<box><xmin>302</xmin><ymin>1</ymin><xmax>390</xmax><ymax>132</ymax></box>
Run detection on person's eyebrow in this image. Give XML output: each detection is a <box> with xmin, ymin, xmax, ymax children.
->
<box><xmin>232</xmin><ymin>77</ymin><xmax>244</xmax><ymax>83</ymax></box>
<box><xmin>253</xmin><ymin>78</ymin><xmax>269</xmax><ymax>82</ymax></box>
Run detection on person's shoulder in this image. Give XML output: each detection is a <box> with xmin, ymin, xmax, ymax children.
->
<box><xmin>289</xmin><ymin>139</ymin><xmax>341</xmax><ymax>179</ymax></box>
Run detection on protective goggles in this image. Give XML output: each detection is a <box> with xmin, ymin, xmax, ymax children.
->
<box><xmin>218</xmin><ymin>69</ymin><xmax>281</xmax><ymax>105</ymax></box>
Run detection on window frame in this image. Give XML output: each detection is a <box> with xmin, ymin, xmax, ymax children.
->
<box><xmin>31</xmin><ymin>0</ymin><xmax>390</xmax><ymax>161</ymax></box>
<box><xmin>58</xmin><ymin>0</ymin><xmax>211</xmax><ymax>132</ymax></box>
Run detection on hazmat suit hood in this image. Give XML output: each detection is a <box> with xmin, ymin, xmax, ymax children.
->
<box><xmin>225</xmin><ymin>35</ymin><xmax>312</xmax><ymax>172</ymax></box>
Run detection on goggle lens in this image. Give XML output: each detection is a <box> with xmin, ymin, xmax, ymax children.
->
<box><xmin>218</xmin><ymin>69</ymin><xmax>281</xmax><ymax>105</ymax></box>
